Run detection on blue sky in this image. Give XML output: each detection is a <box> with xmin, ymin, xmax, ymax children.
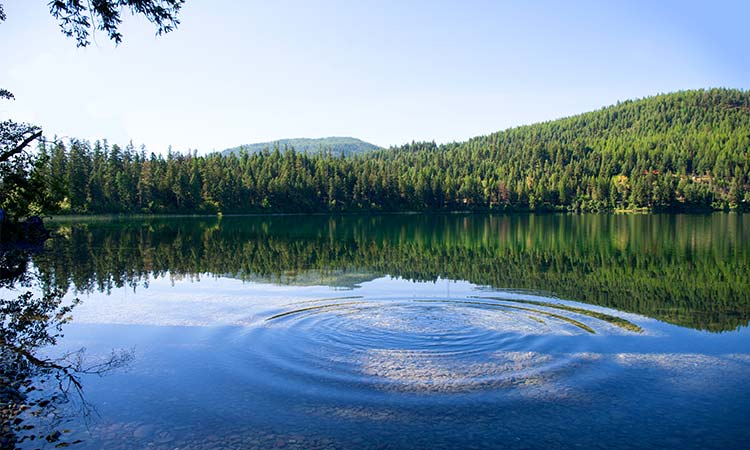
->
<box><xmin>1</xmin><ymin>0</ymin><xmax>748</xmax><ymax>154</ymax></box>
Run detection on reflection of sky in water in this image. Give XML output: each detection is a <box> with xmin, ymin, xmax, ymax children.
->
<box><xmin>66</xmin><ymin>275</ymin><xmax>333</xmax><ymax>327</ymax></box>
<box><xmin>24</xmin><ymin>275</ymin><xmax>750</xmax><ymax>449</ymax></box>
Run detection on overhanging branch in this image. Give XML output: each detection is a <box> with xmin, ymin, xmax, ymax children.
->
<box><xmin>0</xmin><ymin>130</ymin><xmax>43</xmax><ymax>164</ymax></box>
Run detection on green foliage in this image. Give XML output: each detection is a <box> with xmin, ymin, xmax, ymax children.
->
<box><xmin>35</xmin><ymin>89</ymin><xmax>750</xmax><ymax>214</ymax></box>
<box><xmin>0</xmin><ymin>90</ymin><xmax>47</xmax><ymax>220</ymax></box>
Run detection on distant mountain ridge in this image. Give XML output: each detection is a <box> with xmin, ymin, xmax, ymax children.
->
<box><xmin>221</xmin><ymin>137</ymin><xmax>381</xmax><ymax>157</ymax></box>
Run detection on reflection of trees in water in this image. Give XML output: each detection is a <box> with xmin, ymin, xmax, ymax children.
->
<box><xmin>34</xmin><ymin>214</ymin><xmax>750</xmax><ymax>332</ymax></box>
<box><xmin>1</xmin><ymin>248</ymin><xmax>132</xmax><ymax>449</ymax></box>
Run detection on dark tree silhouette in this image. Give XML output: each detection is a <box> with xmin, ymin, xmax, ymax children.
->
<box><xmin>0</xmin><ymin>91</ymin><xmax>45</xmax><ymax>225</ymax></box>
<box><xmin>48</xmin><ymin>0</ymin><xmax>185</xmax><ymax>47</ymax></box>
<box><xmin>0</xmin><ymin>1</ymin><xmax>186</xmax><ymax>47</ymax></box>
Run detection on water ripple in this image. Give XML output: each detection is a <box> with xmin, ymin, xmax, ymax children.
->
<box><xmin>246</xmin><ymin>292</ymin><xmax>643</xmax><ymax>395</ymax></box>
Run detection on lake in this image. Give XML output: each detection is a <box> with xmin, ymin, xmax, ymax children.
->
<box><xmin>3</xmin><ymin>213</ymin><xmax>750</xmax><ymax>449</ymax></box>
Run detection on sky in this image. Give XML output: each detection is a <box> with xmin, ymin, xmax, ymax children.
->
<box><xmin>1</xmin><ymin>0</ymin><xmax>749</xmax><ymax>154</ymax></box>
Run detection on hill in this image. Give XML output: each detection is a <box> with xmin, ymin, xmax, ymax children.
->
<box><xmin>381</xmin><ymin>88</ymin><xmax>750</xmax><ymax>211</ymax></box>
<box><xmin>32</xmin><ymin>88</ymin><xmax>750</xmax><ymax>214</ymax></box>
<box><xmin>221</xmin><ymin>137</ymin><xmax>381</xmax><ymax>157</ymax></box>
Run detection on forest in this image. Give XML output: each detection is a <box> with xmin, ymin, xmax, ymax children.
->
<box><xmin>6</xmin><ymin>88</ymin><xmax>750</xmax><ymax>215</ymax></box>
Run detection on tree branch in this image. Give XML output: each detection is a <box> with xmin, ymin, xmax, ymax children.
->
<box><xmin>0</xmin><ymin>130</ymin><xmax>42</xmax><ymax>164</ymax></box>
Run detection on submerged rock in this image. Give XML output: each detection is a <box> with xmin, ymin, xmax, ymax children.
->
<box><xmin>132</xmin><ymin>424</ymin><xmax>156</xmax><ymax>439</ymax></box>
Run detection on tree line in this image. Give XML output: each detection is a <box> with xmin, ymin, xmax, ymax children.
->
<box><xmin>13</xmin><ymin>88</ymin><xmax>750</xmax><ymax>215</ymax></box>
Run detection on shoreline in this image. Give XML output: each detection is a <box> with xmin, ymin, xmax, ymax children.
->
<box><xmin>44</xmin><ymin>209</ymin><xmax>743</xmax><ymax>222</ymax></box>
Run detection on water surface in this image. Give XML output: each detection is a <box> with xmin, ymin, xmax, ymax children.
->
<box><xmin>6</xmin><ymin>214</ymin><xmax>750</xmax><ymax>449</ymax></box>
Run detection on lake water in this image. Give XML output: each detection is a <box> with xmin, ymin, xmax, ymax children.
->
<box><xmin>4</xmin><ymin>214</ymin><xmax>750</xmax><ymax>449</ymax></box>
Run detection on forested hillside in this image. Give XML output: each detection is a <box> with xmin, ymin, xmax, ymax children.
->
<box><xmin>23</xmin><ymin>89</ymin><xmax>750</xmax><ymax>214</ymax></box>
<box><xmin>221</xmin><ymin>137</ymin><xmax>380</xmax><ymax>157</ymax></box>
